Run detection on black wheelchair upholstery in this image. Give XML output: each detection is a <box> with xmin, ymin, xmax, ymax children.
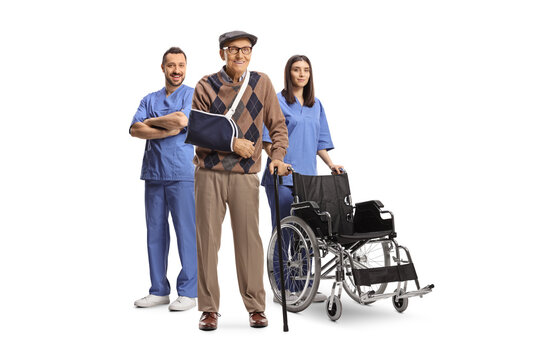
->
<box><xmin>292</xmin><ymin>172</ymin><xmax>394</xmax><ymax>244</ymax></box>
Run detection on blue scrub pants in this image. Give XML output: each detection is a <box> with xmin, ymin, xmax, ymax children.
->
<box><xmin>265</xmin><ymin>184</ymin><xmax>312</xmax><ymax>292</ymax></box>
<box><xmin>145</xmin><ymin>180</ymin><xmax>197</xmax><ymax>297</ymax></box>
<box><xmin>265</xmin><ymin>184</ymin><xmax>294</xmax><ymax>231</ymax></box>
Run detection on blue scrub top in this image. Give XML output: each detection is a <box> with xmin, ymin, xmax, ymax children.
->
<box><xmin>131</xmin><ymin>85</ymin><xmax>195</xmax><ymax>181</ymax></box>
<box><xmin>261</xmin><ymin>93</ymin><xmax>334</xmax><ymax>186</ymax></box>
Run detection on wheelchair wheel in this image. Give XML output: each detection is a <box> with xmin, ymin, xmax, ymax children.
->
<box><xmin>343</xmin><ymin>241</ymin><xmax>390</xmax><ymax>304</ymax></box>
<box><xmin>267</xmin><ymin>216</ymin><xmax>321</xmax><ymax>313</ymax></box>
<box><xmin>325</xmin><ymin>296</ymin><xmax>342</xmax><ymax>321</ymax></box>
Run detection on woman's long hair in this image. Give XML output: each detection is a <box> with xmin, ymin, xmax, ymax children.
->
<box><xmin>281</xmin><ymin>55</ymin><xmax>315</xmax><ymax>107</ymax></box>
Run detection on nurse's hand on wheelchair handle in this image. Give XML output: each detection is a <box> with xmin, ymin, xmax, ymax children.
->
<box><xmin>330</xmin><ymin>164</ymin><xmax>345</xmax><ymax>175</ymax></box>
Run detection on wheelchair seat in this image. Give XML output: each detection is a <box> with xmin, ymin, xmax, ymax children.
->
<box><xmin>336</xmin><ymin>230</ymin><xmax>394</xmax><ymax>244</ymax></box>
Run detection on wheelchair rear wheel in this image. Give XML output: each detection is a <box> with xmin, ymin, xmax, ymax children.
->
<box><xmin>267</xmin><ymin>216</ymin><xmax>321</xmax><ymax>312</ymax></box>
<box><xmin>343</xmin><ymin>241</ymin><xmax>390</xmax><ymax>304</ymax></box>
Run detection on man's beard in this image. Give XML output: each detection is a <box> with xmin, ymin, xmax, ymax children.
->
<box><xmin>166</xmin><ymin>74</ymin><xmax>184</xmax><ymax>87</ymax></box>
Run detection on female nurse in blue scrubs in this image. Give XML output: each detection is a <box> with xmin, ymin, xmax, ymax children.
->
<box><xmin>262</xmin><ymin>55</ymin><xmax>344</xmax><ymax>302</ymax></box>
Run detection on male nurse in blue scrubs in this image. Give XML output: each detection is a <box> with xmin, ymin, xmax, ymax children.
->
<box><xmin>130</xmin><ymin>47</ymin><xmax>197</xmax><ymax>311</ymax></box>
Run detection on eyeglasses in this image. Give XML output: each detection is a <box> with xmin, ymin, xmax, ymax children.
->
<box><xmin>222</xmin><ymin>46</ymin><xmax>252</xmax><ymax>55</ymax></box>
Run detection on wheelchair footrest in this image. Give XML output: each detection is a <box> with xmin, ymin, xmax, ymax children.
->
<box><xmin>360</xmin><ymin>283</ymin><xmax>434</xmax><ymax>302</ymax></box>
<box><xmin>398</xmin><ymin>284</ymin><xmax>435</xmax><ymax>299</ymax></box>
<box><xmin>353</xmin><ymin>263</ymin><xmax>418</xmax><ymax>286</ymax></box>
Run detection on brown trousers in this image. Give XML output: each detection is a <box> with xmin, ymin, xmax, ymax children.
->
<box><xmin>195</xmin><ymin>167</ymin><xmax>266</xmax><ymax>312</ymax></box>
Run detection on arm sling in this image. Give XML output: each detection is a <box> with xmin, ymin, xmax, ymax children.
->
<box><xmin>185</xmin><ymin>71</ymin><xmax>251</xmax><ymax>152</ymax></box>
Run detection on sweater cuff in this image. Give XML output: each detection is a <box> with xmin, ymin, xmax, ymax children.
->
<box><xmin>271</xmin><ymin>148</ymin><xmax>286</xmax><ymax>161</ymax></box>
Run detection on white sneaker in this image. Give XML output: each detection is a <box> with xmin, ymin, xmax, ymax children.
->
<box><xmin>168</xmin><ymin>296</ymin><xmax>196</xmax><ymax>311</ymax></box>
<box><xmin>134</xmin><ymin>294</ymin><xmax>170</xmax><ymax>308</ymax></box>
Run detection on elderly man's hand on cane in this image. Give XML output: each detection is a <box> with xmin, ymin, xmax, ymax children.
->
<box><xmin>269</xmin><ymin>159</ymin><xmax>292</xmax><ymax>176</ymax></box>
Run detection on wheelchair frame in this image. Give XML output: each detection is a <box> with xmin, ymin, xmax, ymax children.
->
<box><xmin>267</xmin><ymin>172</ymin><xmax>434</xmax><ymax>321</ymax></box>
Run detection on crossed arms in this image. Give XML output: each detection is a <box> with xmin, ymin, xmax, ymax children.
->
<box><xmin>130</xmin><ymin>111</ymin><xmax>188</xmax><ymax>140</ymax></box>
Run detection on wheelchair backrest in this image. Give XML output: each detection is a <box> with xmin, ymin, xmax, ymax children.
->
<box><xmin>292</xmin><ymin>172</ymin><xmax>354</xmax><ymax>236</ymax></box>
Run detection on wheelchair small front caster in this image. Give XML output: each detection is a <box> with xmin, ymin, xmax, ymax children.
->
<box><xmin>392</xmin><ymin>289</ymin><xmax>408</xmax><ymax>313</ymax></box>
<box><xmin>325</xmin><ymin>296</ymin><xmax>342</xmax><ymax>321</ymax></box>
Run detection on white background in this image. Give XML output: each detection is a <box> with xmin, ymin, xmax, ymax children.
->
<box><xmin>1</xmin><ymin>0</ymin><xmax>538</xmax><ymax>358</ymax></box>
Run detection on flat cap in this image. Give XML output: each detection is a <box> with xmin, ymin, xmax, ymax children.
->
<box><xmin>219</xmin><ymin>30</ymin><xmax>258</xmax><ymax>48</ymax></box>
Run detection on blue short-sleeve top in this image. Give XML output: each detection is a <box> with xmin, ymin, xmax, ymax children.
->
<box><xmin>130</xmin><ymin>85</ymin><xmax>195</xmax><ymax>181</ymax></box>
<box><xmin>261</xmin><ymin>92</ymin><xmax>334</xmax><ymax>186</ymax></box>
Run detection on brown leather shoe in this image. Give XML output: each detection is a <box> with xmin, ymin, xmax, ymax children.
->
<box><xmin>249</xmin><ymin>312</ymin><xmax>268</xmax><ymax>328</ymax></box>
<box><xmin>199</xmin><ymin>312</ymin><xmax>219</xmax><ymax>331</ymax></box>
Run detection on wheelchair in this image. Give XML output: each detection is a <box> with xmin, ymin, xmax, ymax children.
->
<box><xmin>267</xmin><ymin>172</ymin><xmax>434</xmax><ymax>321</ymax></box>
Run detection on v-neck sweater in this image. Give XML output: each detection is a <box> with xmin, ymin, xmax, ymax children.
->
<box><xmin>191</xmin><ymin>70</ymin><xmax>288</xmax><ymax>174</ymax></box>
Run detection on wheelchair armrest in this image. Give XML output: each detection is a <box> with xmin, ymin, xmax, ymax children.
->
<box><xmin>291</xmin><ymin>201</ymin><xmax>332</xmax><ymax>236</ymax></box>
<box><xmin>291</xmin><ymin>201</ymin><xmax>320</xmax><ymax>211</ymax></box>
<box><xmin>355</xmin><ymin>200</ymin><xmax>384</xmax><ymax>209</ymax></box>
<box><xmin>291</xmin><ymin>201</ymin><xmax>330</xmax><ymax>221</ymax></box>
<box><xmin>353</xmin><ymin>200</ymin><xmax>395</xmax><ymax>233</ymax></box>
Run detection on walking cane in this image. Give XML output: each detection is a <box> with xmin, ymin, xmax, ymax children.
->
<box><xmin>273</xmin><ymin>167</ymin><xmax>289</xmax><ymax>332</ymax></box>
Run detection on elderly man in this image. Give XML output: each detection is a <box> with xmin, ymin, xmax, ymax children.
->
<box><xmin>191</xmin><ymin>31</ymin><xmax>290</xmax><ymax>330</ymax></box>
<box><xmin>130</xmin><ymin>47</ymin><xmax>197</xmax><ymax>311</ymax></box>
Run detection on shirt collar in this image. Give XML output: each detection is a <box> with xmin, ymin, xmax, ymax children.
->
<box><xmin>220</xmin><ymin>66</ymin><xmax>246</xmax><ymax>83</ymax></box>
